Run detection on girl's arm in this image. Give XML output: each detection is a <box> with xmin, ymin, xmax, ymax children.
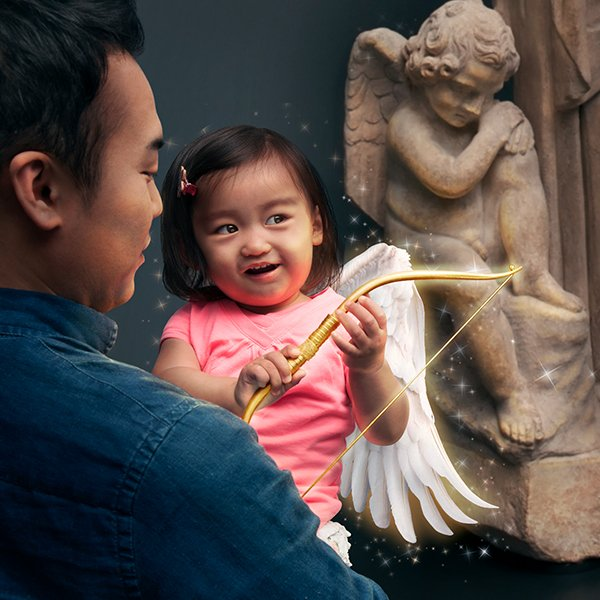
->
<box><xmin>332</xmin><ymin>296</ymin><xmax>409</xmax><ymax>446</ymax></box>
<box><xmin>389</xmin><ymin>99</ymin><xmax>525</xmax><ymax>199</ymax></box>
<box><xmin>153</xmin><ymin>338</ymin><xmax>304</xmax><ymax>417</ymax></box>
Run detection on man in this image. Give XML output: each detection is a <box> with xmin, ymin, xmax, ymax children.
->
<box><xmin>0</xmin><ymin>1</ymin><xmax>387</xmax><ymax>597</ymax></box>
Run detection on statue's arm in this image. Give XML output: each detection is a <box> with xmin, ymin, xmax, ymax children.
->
<box><xmin>387</xmin><ymin>101</ymin><xmax>523</xmax><ymax>199</ymax></box>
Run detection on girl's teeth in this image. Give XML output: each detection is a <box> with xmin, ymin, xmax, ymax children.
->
<box><xmin>247</xmin><ymin>264</ymin><xmax>277</xmax><ymax>274</ymax></box>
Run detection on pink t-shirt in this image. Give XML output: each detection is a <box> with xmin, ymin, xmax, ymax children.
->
<box><xmin>161</xmin><ymin>288</ymin><xmax>355</xmax><ymax>525</ymax></box>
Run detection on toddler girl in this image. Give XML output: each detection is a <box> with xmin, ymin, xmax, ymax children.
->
<box><xmin>154</xmin><ymin>126</ymin><xmax>409</xmax><ymax>565</ymax></box>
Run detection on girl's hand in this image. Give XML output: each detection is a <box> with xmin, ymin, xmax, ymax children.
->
<box><xmin>234</xmin><ymin>345</ymin><xmax>306</xmax><ymax>411</ymax></box>
<box><xmin>332</xmin><ymin>295</ymin><xmax>387</xmax><ymax>372</ymax></box>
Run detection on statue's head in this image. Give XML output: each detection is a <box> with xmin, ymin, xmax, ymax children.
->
<box><xmin>403</xmin><ymin>0</ymin><xmax>519</xmax><ymax>88</ymax></box>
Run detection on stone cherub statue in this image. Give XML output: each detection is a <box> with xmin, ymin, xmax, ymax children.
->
<box><xmin>344</xmin><ymin>0</ymin><xmax>594</xmax><ymax>459</ymax></box>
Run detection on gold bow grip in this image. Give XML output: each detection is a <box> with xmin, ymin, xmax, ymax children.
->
<box><xmin>242</xmin><ymin>265</ymin><xmax>522</xmax><ymax>423</ymax></box>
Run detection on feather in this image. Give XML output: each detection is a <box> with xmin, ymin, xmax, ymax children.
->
<box><xmin>349</xmin><ymin>433</ymin><xmax>370</xmax><ymax>513</ymax></box>
<box><xmin>383</xmin><ymin>445</ymin><xmax>415</xmax><ymax>543</ymax></box>
<box><xmin>367</xmin><ymin>445</ymin><xmax>390</xmax><ymax>528</ymax></box>
<box><xmin>336</xmin><ymin>243</ymin><xmax>497</xmax><ymax>543</ymax></box>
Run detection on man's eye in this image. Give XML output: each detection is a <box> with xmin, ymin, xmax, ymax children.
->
<box><xmin>266</xmin><ymin>214</ymin><xmax>286</xmax><ymax>225</ymax></box>
<box><xmin>215</xmin><ymin>224</ymin><xmax>238</xmax><ymax>234</ymax></box>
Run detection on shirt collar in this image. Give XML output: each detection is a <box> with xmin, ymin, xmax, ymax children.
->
<box><xmin>0</xmin><ymin>288</ymin><xmax>118</xmax><ymax>354</ymax></box>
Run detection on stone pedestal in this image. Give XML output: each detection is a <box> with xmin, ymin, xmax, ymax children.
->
<box><xmin>442</xmin><ymin>410</ymin><xmax>600</xmax><ymax>562</ymax></box>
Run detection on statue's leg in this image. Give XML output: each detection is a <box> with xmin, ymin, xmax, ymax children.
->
<box><xmin>487</xmin><ymin>150</ymin><xmax>583</xmax><ymax>312</ymax></box>
<box><xmin>385</xmin><ymin>220</ymin><xmax>544</xmax><ymax>445</ymax></box>
<box><xmin>430</xmin><ymin>235</ymin><xmax>544</xmax><ymax>446</ymax></box>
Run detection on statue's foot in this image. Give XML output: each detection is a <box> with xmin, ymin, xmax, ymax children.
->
<box><xmin>513</xmin><ymin>271</ymin><xmax>584</xmax><ymax>312</ymax></box>
<box><xmin>497</xmin><ymin>390</ymin><xmax>544</xmax><ymax>446</ymax></box>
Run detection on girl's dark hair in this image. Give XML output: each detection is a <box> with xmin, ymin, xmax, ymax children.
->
<box><xmin>0</xmin><ymin>0</ymin><xmax>144</xmax><ymax>194</ymax></box>
<box><xmin>161</xmin><ymin>125</ymin><xmax>341</xmax><ymax>302</ymax></box>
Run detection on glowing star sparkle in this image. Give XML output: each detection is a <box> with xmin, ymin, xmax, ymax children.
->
<box><xmin>534</xmin><ymin>361</ymin><xmax>561</xmax><ymax>389</ymax></box>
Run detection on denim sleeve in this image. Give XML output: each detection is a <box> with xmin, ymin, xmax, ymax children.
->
<box><xmin>132</xmin><ymin>404</ymin><xmax>387</xmax><ymax>599</ymax></box>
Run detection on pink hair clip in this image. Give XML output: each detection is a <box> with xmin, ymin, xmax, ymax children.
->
<box><xmin>178</xmin><ymin>165</ymin><xmax>198</xmax><ymax>197</ymax></box>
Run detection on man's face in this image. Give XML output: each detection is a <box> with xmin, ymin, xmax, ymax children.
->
<box><xmin>61</xmin><ymin>53</ymin><xmax>163</xmax><ymax>313</ymax></box>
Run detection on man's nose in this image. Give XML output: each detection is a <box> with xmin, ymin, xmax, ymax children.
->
<box><xmin>150</xmin><ymin>180</ymin><xmax>163</xmax><ymax>218</ymax></box>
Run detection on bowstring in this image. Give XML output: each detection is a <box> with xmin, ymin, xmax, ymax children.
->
<box><xmin>301</xmin><ymin>270</ymin><xmax>516</xmax><ymax>499</ymax></box>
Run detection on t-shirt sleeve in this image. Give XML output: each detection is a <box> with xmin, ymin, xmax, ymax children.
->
<box><xmin>160</xmin><ymin>303</ymin><xmax>193</xmax><ymax>345</ymax></box>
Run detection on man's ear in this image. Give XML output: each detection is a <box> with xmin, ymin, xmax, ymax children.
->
<box><xmin>9</xmin><ymin>151</ymin><xmax>73</xmax><ymax>231</ymax></box>
<box><xmin>312</xmin><ymin>206</ymin><xmax>324</xmax><ymax>246</ymax></box>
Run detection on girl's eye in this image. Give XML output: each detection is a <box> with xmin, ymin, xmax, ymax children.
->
<box><xmin>215</xmin><ymin>224</ymin><xmax>238</xmax><ymax>234</ymax></box>
<box><xmin>266</xmin><ymin>214</ymin><xmax>286</xmax><ymax>225</ymax></box>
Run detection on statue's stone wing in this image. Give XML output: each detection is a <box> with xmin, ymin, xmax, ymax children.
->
<box><xmin>344</xmin><ymin>28</ymin><xmax>408</xmax><ymax>225</ymax></box>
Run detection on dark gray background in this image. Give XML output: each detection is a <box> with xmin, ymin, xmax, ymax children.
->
<box><xmin>108</xmin><ymin>2</ymin><xmax>600</xmax><ymax>597</ymax></box>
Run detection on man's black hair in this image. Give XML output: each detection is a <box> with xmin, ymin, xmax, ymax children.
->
<box><xmin>0</xmin><ymin>0</ymin><xmax>144</xmax><ymax>193</ymax></box>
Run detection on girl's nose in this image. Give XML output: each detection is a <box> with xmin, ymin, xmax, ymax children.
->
<box><xmin>241</xmin><ymin>234</ymin><xmax>271</xmax><ymax>257</ymax></box>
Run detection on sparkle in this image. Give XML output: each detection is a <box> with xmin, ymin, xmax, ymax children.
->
<box><xmin>330</xmin><ymin>152</ymin><xmax>342</xmax><ymax>165</ymax></box>
<box><xmin>153</xmin><ymin>271</ymin><xmax>162</xmax><ymax>281</ymax></box>
<box><xmin>451</xmin><ymin>409</ymin><xmax>464</xmax><ymax>423</ymax></box>
<box><xmin>451</xmin><ymin>343</ymin><xmax>468</xmax><ymax>358</ymax></box>
<box><xmin>156</xmin><ymin>299</ymin><xmax>167</xmax><ymax>311</ymax></box>
<box><xmin>436</xmin><ymin>302</ymin><xmax>451</xmax><ymax>321</ymax></box>
<box><xmin>453</xmin><ymin>378</ymin><xmax>470</xmax><ymax>396</ymax></box>
<box><xmin>164</xmin><ymin>137</ymin><xmax>177</xmax><ymax>150</ymax></box>
<box><xmin>349</xmin><ymin>215</ymin><xmax>359</xmax><ymax>224</ymax></box>
<box><xmin>479</xmin><ymin>546</ymin><xmax>491</xmax><ymax>558</ymax></box>
<box><xmin>468</xmin><ymin>257</ymin><xmax>488</xmax><ymax>274</ymax></box>
<box><xmin>300</xmin><ymin>122</ymin><xmax>310</xmax><ymax>133</ymax></box>
<box><xmin>534</xmin><ymin>361</ymin><xmax>561</xmax><ymax>389</ymax></box>
<box><xmin>455</xmin><ymin>457</ymin><xmax>468</xmax><ymax>469</ymax></box>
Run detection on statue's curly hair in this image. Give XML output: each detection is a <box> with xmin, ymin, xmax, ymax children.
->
<box><xmin>403</xmin><ymin>0</ymin><xmax>519</xmax><ymax>87</ymax></box>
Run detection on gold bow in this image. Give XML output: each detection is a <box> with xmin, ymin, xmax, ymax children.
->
<box><xmin>242</xmin><ymin>265</ymin><xmax>521</xmax><ymax>496</ymax></box>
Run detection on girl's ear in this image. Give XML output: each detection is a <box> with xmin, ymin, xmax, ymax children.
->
<box><xmin>9</xmin><ymin>151</ymin><xmax>74</xmax><ymax>231</ymax></box>
<box><xmin>311</xmin><ymin>206</ymin><xmax>324</xmax><ymax>246</ymax></box>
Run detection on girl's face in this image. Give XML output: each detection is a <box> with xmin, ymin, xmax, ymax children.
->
<box><xmin>424</xmin><ymin>58</ymin><xmax>507</xmax><ymax>128</ymax></box>
<box><xmin>192</xmin><ymin>158</ymin><xmax>323</xmax><ymax>313</ymax></box>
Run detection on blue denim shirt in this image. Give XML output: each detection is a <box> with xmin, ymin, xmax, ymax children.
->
<box><xmin>0</xmin><ymin>289</ymin><xmax>387</xmax><ymax>599</ymax></box>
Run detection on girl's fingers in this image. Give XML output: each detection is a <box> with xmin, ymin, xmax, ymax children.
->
<box><xmin>331</xmin><ymin>331</ymin><xmax>360</xmax><ymax>356</ymax></box>
<box><xmin>246</xmin><ymin>347</ymin><xmax>301</xmax><ymax>397</ymax></box>
<box><xmin>337</xmin><ymin>296</ymin><xmax>386</xmax><ymax>340</ymax></box>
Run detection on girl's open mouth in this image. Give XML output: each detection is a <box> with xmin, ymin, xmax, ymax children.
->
<box><xmin>245</xmin><ymin>263</ymin><xmax>279</xmax><ymax>276</ymax></box>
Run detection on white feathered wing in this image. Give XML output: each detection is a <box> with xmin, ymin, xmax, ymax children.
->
<box><xmin>336</xmin><ymin>243</ymin><xmax>496</xmax><ymax>543</ymax></box>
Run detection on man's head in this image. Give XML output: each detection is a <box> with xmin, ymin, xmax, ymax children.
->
<box><xmin>0</xmin><ymin>0</ymin><xmax>145</xmax><ymax>194</ymax></box>
<box><xmin>0</xmin><ymin>0</ymin><xmax>163</xmax><ymax>312</ymax></box>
